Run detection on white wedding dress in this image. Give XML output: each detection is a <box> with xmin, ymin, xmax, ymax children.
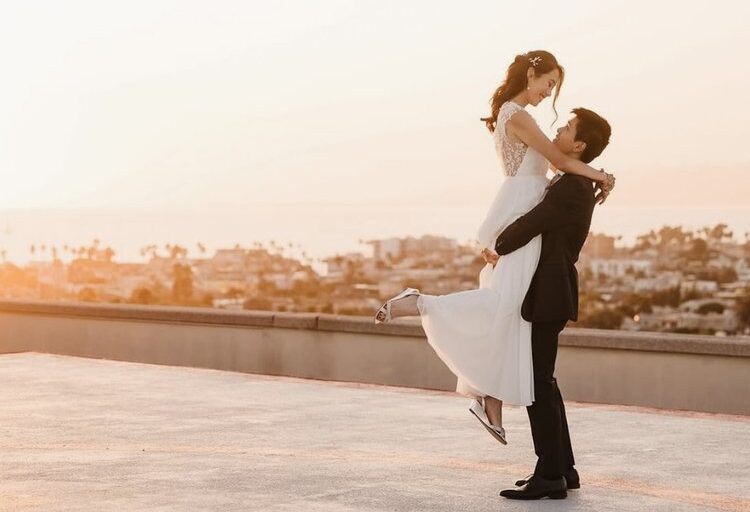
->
<box><xmin>416</xmin><ymin>100</ymin><xmax>550</xmax><ymax>406</ymax></box>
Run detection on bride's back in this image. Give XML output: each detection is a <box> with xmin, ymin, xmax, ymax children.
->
<box><xmin>493</xmin><ymin>101</ymin><xmax>548</xmax><ymax>179</ymax></box>
<box><xmin>474</xmin><ymin>100</ymin><xmax>551</xmax><ymax>252</ymax></box>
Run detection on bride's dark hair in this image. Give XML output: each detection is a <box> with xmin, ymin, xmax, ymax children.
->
<box><xmin>481</xmin><ymin>50</ymin><xmax>564</xmax><ymax>132</ymax></box>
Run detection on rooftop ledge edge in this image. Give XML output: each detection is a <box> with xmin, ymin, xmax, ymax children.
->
<box><xmin>0</xmin><ymin>299</ymin><xmax>747</xmax><ymax>358</ymax></box>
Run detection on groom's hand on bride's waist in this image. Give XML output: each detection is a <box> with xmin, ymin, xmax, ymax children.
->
<box><xmin>481</xmin><ymin>248</ymin><xmax>500</xmax><ymax>267</ymax></box>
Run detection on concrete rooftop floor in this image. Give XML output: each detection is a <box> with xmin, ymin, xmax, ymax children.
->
<box><xmin>0</xmin><ymin>352</ymin><xmax>748</xmax><ymax>512</ymax></box>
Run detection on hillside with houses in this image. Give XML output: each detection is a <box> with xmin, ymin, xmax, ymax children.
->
<box><xmin>1</xmin><ymin>224</ymin><xmax>748</xmax><ymax>336</ymax></box>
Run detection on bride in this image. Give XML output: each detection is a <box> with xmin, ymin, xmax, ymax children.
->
<box><xmin>374</xmin><ymin>50</ymin><xmax>615</xmax><ymax>444</ymax></box>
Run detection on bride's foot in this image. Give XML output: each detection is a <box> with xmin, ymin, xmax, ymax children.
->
<box><xmin>374</xmin><ymin>288</ymin><xmax>420</xmax><ymax>323</ymax></box>
<box><xmin>484</xmin><ymin>396</ymin><xmax>504</xmax><ymax>429</ymax></box>
<box><xmin>389</xmin><ymin>294</ymin><xmax>419</xmax><ymax>318</ymax></box>
<box><xmin>468</xmin><ymin>397</ymin><xmax>507</xmax><ymax>445</ymax></box>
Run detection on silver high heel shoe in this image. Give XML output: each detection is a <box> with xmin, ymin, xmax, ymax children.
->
<box><xmin>469</xmin><ymin>398</ymin><xmax>507</xmax><ymax>445</ymax></box>
<box><xmin>374</xmin><ymin>288</ymin><xmax>420</xmax><ymax>324</ymax></box>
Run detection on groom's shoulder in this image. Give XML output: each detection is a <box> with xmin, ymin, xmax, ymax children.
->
<box><xmin>558</xmin><ymin>174</ymin><xmax>595</xmax><ymax>195</ymax></box>
<box><xmin>549</xmin><ymin>175</ymin><xmax>595</xmax><ymax>209</ymax></box>
<box><xmin>560</xmin><ymin>173</ymin><xmax>593</xmax><ymax>185</ymax></box>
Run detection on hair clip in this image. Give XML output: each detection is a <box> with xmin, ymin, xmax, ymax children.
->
<box><xmin>529</xmin><ymin>56</ymin><xmax>542</xmax><ymax>67</ymax></box>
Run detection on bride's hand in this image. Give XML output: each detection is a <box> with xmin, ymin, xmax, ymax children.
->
<box><xmin>595</xmin><ymin>169</ymin><xmax>615</xmax><ymax>205</ymax></box>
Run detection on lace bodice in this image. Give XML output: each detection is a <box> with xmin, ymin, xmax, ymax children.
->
<box><xmin>492</xmin><ymin>101</ymin><xmax>548</xmax><ymax>178</ymax></box>
<box><xmin>476</xmin><ymin>101</ymin><xmax>549</xmax><ymax>252</ymax></box>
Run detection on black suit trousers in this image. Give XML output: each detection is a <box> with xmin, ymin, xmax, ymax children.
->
<box><xmin>527</xmin><ymin>320</ymin><xmax>576</xmax><ymax>479</ymax></box>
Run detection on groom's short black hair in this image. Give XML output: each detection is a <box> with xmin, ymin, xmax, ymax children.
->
<box><xmin>572</xmin><ymin>108</ymin><xmax>611</xmax><ymax>163</ymax></box>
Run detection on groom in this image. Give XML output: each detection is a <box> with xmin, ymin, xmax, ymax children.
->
<box><xmin>489</xmin><ymin>107</ymin><xmax>612</xmax><ymax>500</ymax></box>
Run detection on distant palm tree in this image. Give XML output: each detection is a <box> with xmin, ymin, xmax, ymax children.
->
<box><xmin>104</xmin><ymin>247</ymin><xmax>115</xmax><ymax>262</ymax></box>
<box><xmin>30</xmin><ymin>244</ymin><xmax>36</xmax><ymax>259</ymax></box>
<box><xmin>168</xmin><ymin>244</ymin><xmax>186</xmax><ymax>259</ymax></box>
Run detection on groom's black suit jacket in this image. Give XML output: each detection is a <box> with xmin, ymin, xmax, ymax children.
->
<box><xmin>494</xmin><ymin>174</ymin><xmax>596</xmax><ymax>323</ymax></box>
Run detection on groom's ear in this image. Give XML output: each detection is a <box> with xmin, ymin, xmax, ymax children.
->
<box><xmin>573</xmin><ymin>140</ymin><xmax>587</xmax><ymax>156</ymax></box>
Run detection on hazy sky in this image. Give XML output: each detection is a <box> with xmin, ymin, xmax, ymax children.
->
<box><xmin>1</xmin><ymin>0</ymin><xmax>749</xmax><ymax>213</ymax></box>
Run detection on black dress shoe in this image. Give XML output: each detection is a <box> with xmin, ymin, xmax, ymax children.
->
<box><xmin>515</xmin><ymin>468</ymin><xmax>580</xmax><ymax>490</ymax></box>
<box><xmin>500</xmin><ymin>475</ymin><xmax>567</xmax><ymax>500</ymax></box>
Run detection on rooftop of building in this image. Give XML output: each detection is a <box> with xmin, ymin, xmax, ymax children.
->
<box><xmin>2</xmin><ymin>352</ymin><xmax>748</xmax><ymax>512</ymax></box>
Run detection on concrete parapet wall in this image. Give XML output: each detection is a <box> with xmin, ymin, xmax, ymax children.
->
<box><xmin>1</xmin><ymin>299</ymin><xmax>748</xmax><ymax>415</ymax></box>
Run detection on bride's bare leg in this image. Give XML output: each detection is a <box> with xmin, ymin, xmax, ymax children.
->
<box><xmin>484</xmin><ymin>395</ymin><xmax>503</xmax><ymax>427</ymax></box>
<box><xmin>389</xmin><ymin>295</ymin><xmax>420</xmax><ymax>318</ymax></box>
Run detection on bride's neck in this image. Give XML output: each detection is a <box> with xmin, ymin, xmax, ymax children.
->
<box><xmin>510</xmin><ymin>92</ymin><xmax>530</xmax><ymax>107</ymax></box>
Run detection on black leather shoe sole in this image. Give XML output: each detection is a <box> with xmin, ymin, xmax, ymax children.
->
<box><xmin>500</xmin><ymin>489</ymin><xmax>567</xmax><ymax>500</ymax></box>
